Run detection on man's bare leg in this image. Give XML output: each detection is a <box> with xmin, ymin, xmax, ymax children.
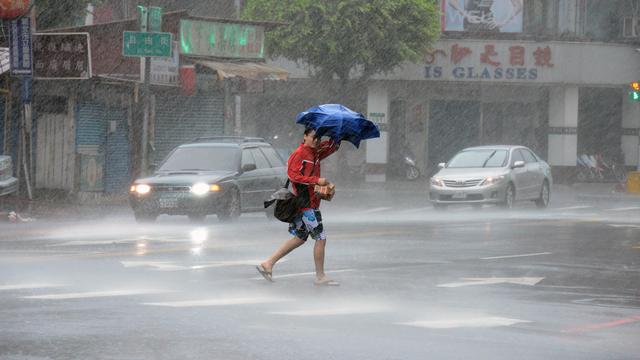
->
<box><xmin>261</xmin><ymin>236</ymin><xmax>305</xmax><ymax>273</ymax></box>
<box><xmin>314</xmin><ymin>239</ymin><xmax>327</xmax><ymax>280</ymax></box>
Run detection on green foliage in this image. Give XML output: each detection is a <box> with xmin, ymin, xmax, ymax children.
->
<box><xmin>35</xmin><ymin>0</ymin><xmax>100</xmax><ymax>29</ymax></box>
<box><xmin>243</xmin><ymin>0</ymin><xmax>440</xmax><ymax>83</ymax></box>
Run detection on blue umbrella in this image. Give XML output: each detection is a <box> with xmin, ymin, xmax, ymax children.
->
<box><xmin>295</xmin><ymin>104</ymin><xmax>380</xmax><ymax>148</ymax></box>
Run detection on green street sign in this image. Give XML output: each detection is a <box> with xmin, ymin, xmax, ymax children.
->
<box><xmin>179</xmin><ymin>19</ymin><xmax>265</xmax><ymax>59</ymax></box>
<box><xmin>138</xmin><ymin>6</ymin><xmax>162</xmax><ymax>32</ymax></box>
<box><xmin>149</xmin><ymin>7</ymin><xmax>162</xmax><ymax>32</ymax></box>
<box><xmin>137</xmin><ymin>5</ymin><xmax>148</xmax><ymax>31</ymax></box>
<box><xmin>123</xmin><ymin>31</ymin><xmax>172</xmax><ymax>57</ymax></box>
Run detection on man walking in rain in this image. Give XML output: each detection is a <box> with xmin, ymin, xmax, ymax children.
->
<box><xmin>257</xmin><ymin>127</ymin><xmax>340</xmax><ymax>286</ymax></box>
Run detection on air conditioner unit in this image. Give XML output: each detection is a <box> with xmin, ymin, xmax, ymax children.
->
<box><xmin>623</xmin><ymin>16</ymin><xmax>640</xmax><ymax>38</ymax></box>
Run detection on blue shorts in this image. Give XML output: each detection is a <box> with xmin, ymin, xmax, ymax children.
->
<box><xmin>288</xmin><ymin>209</ymin><xmax>326</xmax><ymax>241</ymax></box>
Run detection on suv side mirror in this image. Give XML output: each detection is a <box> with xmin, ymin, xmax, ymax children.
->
<box><xmin>438</xmin><ymin>163</ymin><xmax>446</xmax><ymax>169</ymax></box>
<box><xmin>512</xmin><ymin>160</ymin><xmax>525</xmax><ymax>169</ymax></box>
<box><xmin>149</xmin><ymin>162</ymin><xmax>159</xmax><ymax>172</ymax></box>
<box><xmin>242</xmin><ymin>163</ymin><xmax>257</xmax><ymax>172</ymax></box>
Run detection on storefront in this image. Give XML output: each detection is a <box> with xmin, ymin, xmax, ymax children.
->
<box><xmin>363</xmin><ymin>39</ymin><xmax>640</xmax><ymax>182</ymax></box>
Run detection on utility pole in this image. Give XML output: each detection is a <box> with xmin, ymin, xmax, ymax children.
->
<box><xmin>140</xmin><ymin>0</ymin><xmax>151</xmax><ymax>176</ymax></box>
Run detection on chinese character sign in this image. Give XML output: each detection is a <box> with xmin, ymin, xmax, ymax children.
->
<box><xmin>8</xmin><ymin>17</ymin><xmax>32</xmax><ymax>75</ymax></box>
<box><xmin>423</xmin><ymin>41</ymin><xmax>554</xmax><ymax>82</ymax></box>
<box><xmin>179</xmin><ymin>19</ymin><xmax>265</xmax><ymax>59</ymax></box>
<box><xmin>442</xmin><ymin>0</ymin><xmax>523</xmax><ymax>33</ymax></box>
<box><xmin>33</xmin><ymin>33</ymin><xmax>91</xmax><ymax>79</ymax></box>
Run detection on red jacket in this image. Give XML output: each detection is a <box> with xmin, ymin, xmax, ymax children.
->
<box><xmin>287</xmin><ymin>140</ymin><xmax>339</xmax><ymax>210</ymax></box>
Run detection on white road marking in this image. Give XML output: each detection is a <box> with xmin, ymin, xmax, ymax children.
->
<box><xmin>553</xmin><ymin>206</ymin><xmax>592</xmax><ymax>211</ymax></box>
<box><xmin>144</xmin><ymin>297</ymin><xmax>292</xmax><ymax>307</ymax></box>
<box><xmin>437</xmin><ymin>277</ymin><xmax>544</xmax><ymax>288</ymax></box>
<box><xmin>608</xmin><ymin>224</ymin><xmax>640</xmax><ymax>229</ymax></box>
<box><xmin>271</xmin><ymin>305</ymin><xmax>389</xmax><ymax>316</ymax></box>
<box><xmin>121</xmin><ymin>261</ymin><xmax>187</xmax><ymax>271</ymax></box>
<box><xmin>360</xmin><ymin>207</ymin><xmax>393</xmax><ymax>214</ymax></box>
<box><xmin>0</xmin><ymin>283</ymin><xmax>63</xmax><ymax>291</ymax></box>
<box><xmin>252</xmin><ymin>268</ymin><xmax>356</xmax><ymax>280</ymax></box>
<box><xmin>397</xmin><ymin>207</ymin><xmax>434</xmax><ymax>214</ymax></box>
<box><xmin>605</xmin><ymin>207</ymin><xmax>640</xmax><ymax>212</ymax></box>
<box><xmin>399</xmin><ymin>317</ymin><xmax>531</xmax><ymax>329</ymax></box>
<box><xmin>123</xmin><ymin>259</ymin><xmax>282</xmax><ymax>271</ymax></box>
<box><xmin>481</xmin><ymin>252</ymin><xmax>552</xmax><ymax>260</ymax></box>
<box><xmin>24</xmin><ymin>289</ymin><xmax>166</xmax><ymax>300</ymax></box>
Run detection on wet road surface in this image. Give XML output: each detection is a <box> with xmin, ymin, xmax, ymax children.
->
<box><xmin>1</xmin><ymin>194</ymin><xmax>639</xmax><ymax>359</ymax></box>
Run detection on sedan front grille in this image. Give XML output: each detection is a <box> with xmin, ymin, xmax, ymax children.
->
<box><xmin>443</xmin><ymin>179</ymin><xmax>483</xmax><ymax>188</ymax></box>
<box><xmin>153</xmin><ymin>185</ymin><xmax>191</xmax><ymax>192</ymax></box>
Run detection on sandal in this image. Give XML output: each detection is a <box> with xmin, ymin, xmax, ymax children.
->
<box><xmin>314</xmin><ymin>278</ymin><xmax>340</xmax><ymax>286</ymax></box>
<box><xmin>256</xmin><ymin>265</ymin><xmax>274</xmax><ymax>282</ymax></box>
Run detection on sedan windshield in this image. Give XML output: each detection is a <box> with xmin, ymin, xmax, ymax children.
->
<box><xmin>159</xmin><ymin>146</ymin><xmax>240</xmax><ymax>171</ymax></box>
<box><xmin>447</xmin><ymin>150</ymin><xmax>508</xmax><ymax>168</ymax></box>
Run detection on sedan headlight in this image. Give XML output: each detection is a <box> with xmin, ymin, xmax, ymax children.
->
<box><xmin>481</xmin><ymin>175</ymin><xmax>505</xmax><ymax>186</ymax></box>
<box><xmin>131</xmin><ymin>184</ymin><xmax>151</xmax><ymax>195</ymax></box>
<box><xmin>191</xmin><ymin>182</ymin><xmax>211</xmax><ymax>196</ymax></box>
<box><xmin>430</xmin><ymin>177</ymin><xmax>444</xmax><ymax>187</ymax></box>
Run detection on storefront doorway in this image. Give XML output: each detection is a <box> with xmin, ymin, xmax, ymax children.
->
<box><xmin>428</xmin><ymin>100</ymin><xmax>480</xmax><ymax>174</ymax></box>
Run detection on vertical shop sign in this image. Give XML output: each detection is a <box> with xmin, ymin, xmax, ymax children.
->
<box><xmin>9</xmin><ymin>17</ymin><xmax>33</xmax><ymax>76</ymax></box>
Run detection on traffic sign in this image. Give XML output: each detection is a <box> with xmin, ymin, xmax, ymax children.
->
<box><xmin>149</xmin><ymin>7</ymin><xmax>162</xmax><ymax>32</ymax></box>
<box><xmin>9</xmin><ymin>17</ymin><xmax>33</xmax><ymax>75</ymax></box>
<box><xmin>123</xmin><ymin>31</ymin><xmax>172</xmax><ymax>57</ymax></box>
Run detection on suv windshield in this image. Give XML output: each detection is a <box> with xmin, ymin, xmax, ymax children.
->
<box><xmin>159</xmin><ymin>146</ymin><xmax>240</xmax><ymax>171</ymax></box>
<box><xmin>447</xmin><ymin>149</ymin><xmax>508</xmax><ymax>168</ymax></box>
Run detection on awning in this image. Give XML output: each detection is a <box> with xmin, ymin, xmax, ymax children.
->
<box><xmin>194</xmin><ymin>60</ymin><xmax>288</xmax><ymax>82</ymax></box>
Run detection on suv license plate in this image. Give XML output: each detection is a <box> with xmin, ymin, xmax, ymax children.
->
<box><xmin>159</xmin><ymin>198</ymin><xmax>178</xmax><ymax>208</ymax></box>
<box><xmin>452</xmin><ymin>192</ymin><xmax>465</xmax><ymax>199</ymax></box>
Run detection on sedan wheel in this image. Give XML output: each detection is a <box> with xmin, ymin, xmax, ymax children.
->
<box><xmin>433</xmin><ymin>203</ymin><xmax>448</xmax><ymax>211</ymax></box>
<box><xmin>188</xmin><ymin>213</ymin><xmax>207</xmax><ymax>222</ymax></box>
<box><xmin>500</xmin><ymin>184</ymin><xmax>515</xmax><ymax>209</ymax></box>
<box><xmin>535</xmin><ymin>181</ymin><xmax>550</xmax><ymax>208</ymax></box>
<box><xmin>218</xmin><ymin>190</ymin><xmax>241</xmax><ymax>222</ymax></box>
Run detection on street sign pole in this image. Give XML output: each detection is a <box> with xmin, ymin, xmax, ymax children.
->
<box><xmin>141</xmin><ymin>2</ymin><xmax>151</xmax><ymax>176</ymax></box>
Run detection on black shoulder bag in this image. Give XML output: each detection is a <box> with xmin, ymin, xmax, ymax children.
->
<box><xmin>264</xmin><ymin>163</ymin><xmax>313</xmax><ymax>223</ymax></box>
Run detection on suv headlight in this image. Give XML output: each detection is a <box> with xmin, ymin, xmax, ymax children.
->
<box><xmin>481</xmin><ymin>175</ymin><xmax>505</xmax><ymax>186</ymax></box>
<box><xmin>430</xmin><ymin>177</ymin><xmax>444</xmax><ymax>187</ymax></box>
<box><xmin>191</xmin><ymin>182</ymin><xmax>211</xmax><ymax>196</ymax></box>
<box><xmin>131</xmin><ymin>184</ymin><xmax>151</xmax><ymax>195</ymax></box>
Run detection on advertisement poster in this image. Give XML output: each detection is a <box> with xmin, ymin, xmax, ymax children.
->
<box><xmin>442</xmin><ymin>0</ymin><xmax>523</xmax><ymax>33</ymax></box>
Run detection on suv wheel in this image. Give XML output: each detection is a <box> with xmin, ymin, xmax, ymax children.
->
<box><xmin>218</xmin><ymin>189</ymin><xmax>240</xmax><ymax>222</ymax></box>
<box><xmin>134</xmin><ymin>211</ymin><xmax>158</xmax><ymax>223</ymax></box>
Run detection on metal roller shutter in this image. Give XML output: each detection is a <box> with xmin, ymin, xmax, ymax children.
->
<box><xmin>76</xmin><ymin>102</ymin><xmax>130</xmax><ymax>193</ymax></box>
<box><xmin>153</xmin><ymin>94</ymin><xmax>224</xmax><ymax>163</ymax></box>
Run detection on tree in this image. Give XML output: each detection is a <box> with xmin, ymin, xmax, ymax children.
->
<box><xmin>243</xmin><ymin>0</ymin><xmax>440</xmax><ymax>85</ymax></box>
<box><xmin>35</xmin><ymin>0</ymin><xmax>98</xmax><ymax>29</ymax></box>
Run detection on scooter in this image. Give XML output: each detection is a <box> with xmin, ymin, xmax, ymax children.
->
<box><xmin>404</xmin><ymin>155</ymin><xmax>420</xmax><ymax>181</ymax></box>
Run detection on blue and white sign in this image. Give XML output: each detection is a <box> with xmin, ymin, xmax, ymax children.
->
<box><xmin>9</xmin><ymin>17</ymin><xmax>33</xmax><ymax>76</ymax></box>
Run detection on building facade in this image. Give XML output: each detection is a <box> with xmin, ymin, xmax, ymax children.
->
<box><xmin>267</xmin><ymin>0</ymin><xmax>640</xmax><ymax>183</ymax></box>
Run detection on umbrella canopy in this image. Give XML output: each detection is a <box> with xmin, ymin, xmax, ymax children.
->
<box><xmin>295</xmin><ymin>104</ymin><xmax>380</xmax><ymax>148</ymax></box>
